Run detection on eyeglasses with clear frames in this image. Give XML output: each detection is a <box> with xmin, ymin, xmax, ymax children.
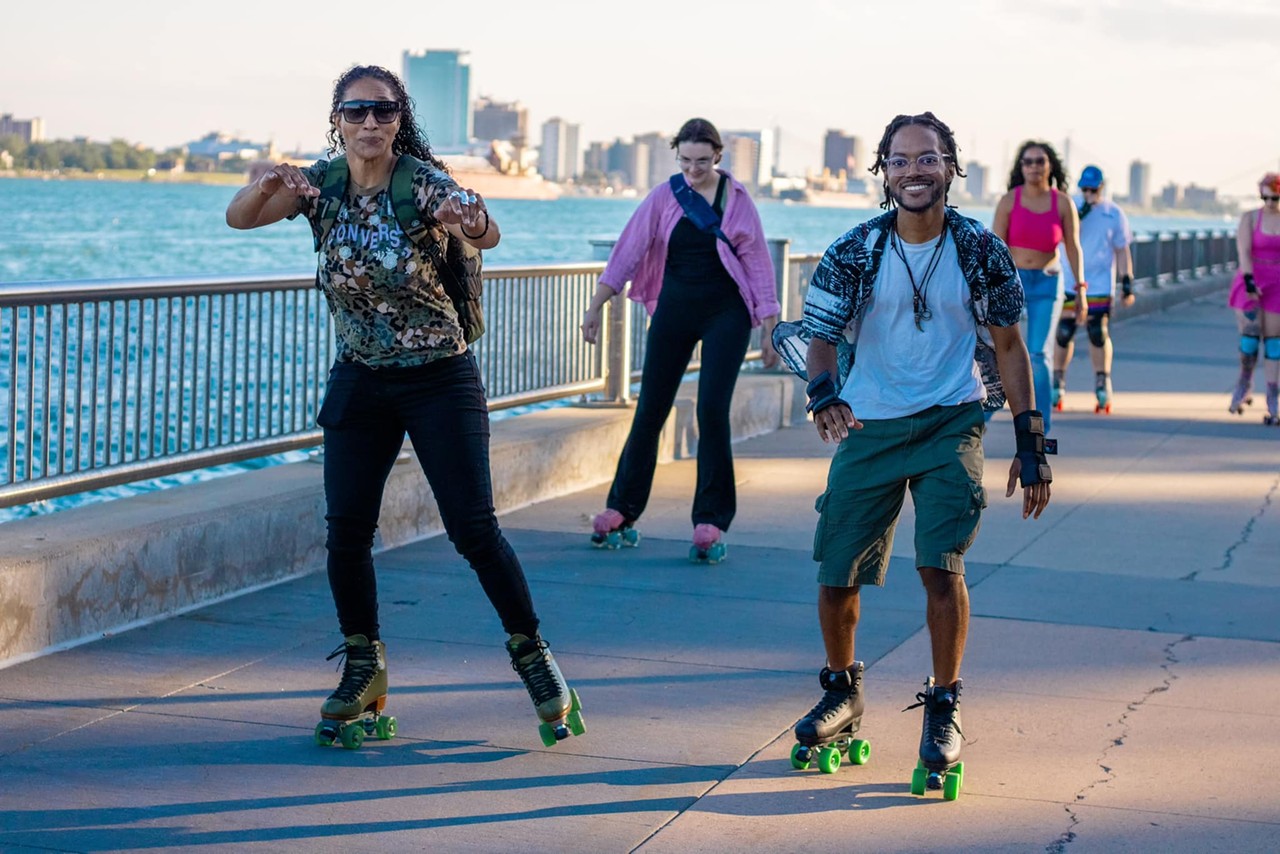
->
<box><xmin>677</xmin><ymin>156</ymin><xmax>715</xmax><ymax>168</ymax></box>
<box><xmin>884</xmin><ymin>154</ymin><xmax>948</xmax><ymax>175</ymax></box>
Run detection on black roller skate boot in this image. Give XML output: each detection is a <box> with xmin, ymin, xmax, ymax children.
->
<box><xmin>906</xmin><ymin>677</ymin><xmax>965</xmax><ymax>800</ymax></box>
<box><xmin>507</xmin><ymin>633</ymin><xmax>585</xmax><ymax>746</ymax></box>
<box><xmin>791</xmin><ymin>662</ymin><xmax>870</xmax><ymax>774</ymax></box>
<box><xmin>314</xmin><ymin>634</ymin><xmax>396</xmax><ymax>749</ymax></box>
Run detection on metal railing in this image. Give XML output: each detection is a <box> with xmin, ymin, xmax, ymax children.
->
<box><xmin>0</xmin><ymin>229</ymin><xmax>1234</xmax><ymax>509</ymax></box>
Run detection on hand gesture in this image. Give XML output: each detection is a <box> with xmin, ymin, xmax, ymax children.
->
<box><xmin>257</xmin><ymin>163</ymin><xmax>319</xmax><ymax>199</ymax></box>
<box><xmin>1005</xmin><ymin>457</ymin><xmax>1052</xmax><ymax>519</ymax></box>
<box><xmin>433</xmin><ymin>187</ymin><xmax>488</xmax><ymax>234</ymax></box>
<box><xmin>814</xmin><ymin>403</ymin><xmax>861</xmax><ymax>444</ymax></box>
<box><xmin>581</xmin><ymin>306</ymin><xmax>603</xmax><ymax>345</ymax></box>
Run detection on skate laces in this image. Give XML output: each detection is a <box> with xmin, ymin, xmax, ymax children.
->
<box><xmin>325</xmin><ymin>641</ymin><xmax>380</xmax><ymax>704</ymax></box>
<box><xmin>510</xmin><ymin>637</ymin><xmax>562</xmax><ymax>705</ymax></box>
<box><xmin>903</xmin><ymin>686</ymin><xmax>965</xmax><ymax>742</ymax></box>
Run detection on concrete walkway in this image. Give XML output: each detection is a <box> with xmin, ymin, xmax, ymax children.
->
<box><xmin>1</xmin><ymin>293</ymin><xmax>1278</xmax><ymax>853</ymax></box>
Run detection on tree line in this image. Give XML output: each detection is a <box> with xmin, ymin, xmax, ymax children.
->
<box><xmin>0</xmin><ymin>135</ymin><xmax>243</xmax><ymax>173</ymax></box>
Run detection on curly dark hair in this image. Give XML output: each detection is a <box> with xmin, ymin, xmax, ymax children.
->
<box><xmin>1007</xmin><ymin>140</ymin><xmax>1067</xmax><ymax>191</ymax></box>
<box><xmin>325</xmin><ymin>64</ymin><xmax>449</xmax><ymax>173</ymax></box>
<box><xmin>670</xmin><ymin>118</ymin><xmax>723</xmax><ymax>152</ymax></box>
<box><xmin>868</xmin><ymin>112</ymin><xmax>965</xmax><ymax>210</ymax></box>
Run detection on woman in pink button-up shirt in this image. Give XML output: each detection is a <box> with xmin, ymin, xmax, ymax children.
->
<box><xmin>580</xmin><ymin>118</ymin><xmax>780</xmax><ymax>562</ymax></box>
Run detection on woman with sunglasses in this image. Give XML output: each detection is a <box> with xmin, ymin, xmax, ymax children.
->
<box><xmin>992</xmin><ymin>141</ymin><xmax>1086</xmax><ymax>433</ymax></box>
<box><xmin>1227</xmin><ymin>173</ymin><xmax>1280</xmax><ymax>423</ymax></box>
<box><xmin>226</xmin><ymin>64</ymin><xmax>584</xmax><ymax>748</ymax></box>
<box><xmin>580</xmin><ymin>118</ymin><xmax>780</xmax><ymax>563</ymax></box>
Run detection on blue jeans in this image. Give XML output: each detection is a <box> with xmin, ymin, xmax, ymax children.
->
<box><xmin>1019</xmin><ymin>268</ymin><xmax>1064</xmax><ymax>434</ymax></box>
<box><xmin>318</xmin><ymin>352</ymin><xmax>538</xmax><ymax>641</ymax></box>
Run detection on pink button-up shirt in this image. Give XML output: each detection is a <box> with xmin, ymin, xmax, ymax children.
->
<box><xmin>599</xmin><ymin>170</ymin><xmax>781</xmax><ymax>326</ymax></box>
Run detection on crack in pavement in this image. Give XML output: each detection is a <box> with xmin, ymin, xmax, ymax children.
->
<box><xmin>1183</xmin><ymin>472</ymin><xmax>1279</xmax><ymax>581</ymax></box>
<box><xmin>1045</xmin><ymin>634</ymin><xmax>1195</xmax><ymax>853</ymax></box>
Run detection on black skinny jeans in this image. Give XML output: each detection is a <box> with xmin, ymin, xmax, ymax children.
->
<box><xmin>607</xmin><ymin>284</ymin><xmax>752</xmax><ymax>530</ymax></box>
<box><xmin>318</xmin><ymin>352</ymin><xmax>538</xmax><ymax>641</ymax></box>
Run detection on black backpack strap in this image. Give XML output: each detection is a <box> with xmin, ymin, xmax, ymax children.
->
<box><xmin>668</xmin><ymin>173</ymin><xmax>738</xmax><ymax>257</ymax></box>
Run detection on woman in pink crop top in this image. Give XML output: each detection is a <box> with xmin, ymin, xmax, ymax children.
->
<box><xmin>1227</xmin><ymin>172</ymin><xmax>1280</xmax><ymax>422</ymax></box>
<box><xmin>991</xmin><ymin>140</ymin><xmax>1086</xmax><ymax>433</ymax></box>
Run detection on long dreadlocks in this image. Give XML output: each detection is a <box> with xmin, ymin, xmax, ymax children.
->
<box><xmin>868</xmin><ymin>112</ymin><xmax>965</xmax><ymax>211</ymax></box>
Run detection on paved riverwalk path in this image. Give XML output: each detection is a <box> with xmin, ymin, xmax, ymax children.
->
<box><xmin>1</xmin><ymin>293</ymin><xmax>1277</xmax><ymax>852</ymax></box>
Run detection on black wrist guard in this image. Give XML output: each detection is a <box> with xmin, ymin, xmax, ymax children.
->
<box><xmin>805</xmin><ymin>370</ymin><xmax>843</xmax><ymax>414</ymax></box>
<box><xmin>1121</xmin><ymin>274</ymin><xmax>1133</xmax><ymax>298</ymax></box>
<box><xmin>1014</xmin><ymin>410</ymin><xmax>1054</xmax><ymax>486</ymax></box>
<box><xmin>1244</xmin><ymin>273</ymin><xmax>1257</xmax><ymax>296</ymax></box>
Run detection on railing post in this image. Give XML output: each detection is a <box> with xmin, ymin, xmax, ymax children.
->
<box><xmin>1170</xmin><ymin>232</ymin><xmax>1182</xmax><ymax>283</ymax></box>
<box><xmin>767</xmin><ymin>237</ymin><xmax>793</xmax><ymax>319</ymax></box>
<box><xmin>589</xmin><ymin>239</ymin><xmax>632</xmax><ymax>406</ymax></box>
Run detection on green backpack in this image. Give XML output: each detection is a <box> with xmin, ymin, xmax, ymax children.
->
<box><xmin>312</xmin><ymin>153</ymin><xmax>486</xmax><ymax>343</ymax></box>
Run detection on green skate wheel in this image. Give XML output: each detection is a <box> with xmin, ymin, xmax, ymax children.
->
<box><xmin>340</xmin><ymin>723</ymin><xmax>365</xmax><ymax>750</ymax></box>
<box><xmin>567</xmin><ymin>709</ymin><xmax>586</xmax><ymax>736</ymax></box>
<box><xmin>911</xmin><ymin>764</ymin><xmax>928</xmax><ymax>796</ymax></box>
<box><xmin>943</xmin><ymin>767</ymin><xmax>963</xmax><ymax>801</ymax></box>
<box><xmin>569</xmin><ymin>688</ymin><xmax>582</xmax><ymax>712</ymax></box>
<box><xmin>848</xmin><ymin>738</ymin><xmax>870</xmax><ymax>766</ymax></box>
<box><xmin>376</xmin><ymin>715</ymin><xmax>397</xmax><ymax>740</ymax></box>
<box><xmin>538</xmin><ymin>721</ymin><xmax>557</xmax><ymax>747</ymax></box>
<box><xmin>790</xmin><ymin>743</ymin><xmax>812</xmax><ymax>770</ymax></box>
<box><xmin>621</xmin><ymin>528</ymin><xmax>640</xmax><ymax>547</ymax></box>
<box><xmin>706</xmin><ymin>543</ymin><xmax>726</xmax><ymax>564</ymax></box>
<box><xmin>314</xmin><ymin>722</ymin><xmax>336</xmax><ymax>746</ymax></box>
<box><xmin>817</xmin><ymin>745</ymin><xmax>841</xmax><ymax>774</ymax></box>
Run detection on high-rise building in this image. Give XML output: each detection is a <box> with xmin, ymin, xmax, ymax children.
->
<box><xmin>823</xmin><ymin>130</ymin><xmax>858</xmax><ymax>177</ymax></box>
<box><xmin>1129</xmin><ymin>159</ymin><xmax>1151</xmax><ymax>209</ymax></box>
<box><xmin>1159</xmin><ymin>182</ymin><xmax>1180</xmax><ymax>209</ymax></box>
<box><xmin>583</xmin><ymin>141</ymin><xmax>610</xmax><ymax>175</ymax></box>
<box><xmin>723</xmin><ymin>129</ymin><xmax>775</xmax><ymax>189</ymax></box>
<box><xmin>965</xmin><ymin>161</ymin><xmax>988</xmax><ymax>202</ymax></box>
<box><xmin>540</xmin><ymin>117</ymin><xmax>581</xmax><ymax>182</ymax></box>
<box><xmin>402</xmin><ymin>50</ymin><xmax>471</xmax><ymax>151</ymax></box>
<box><xmin>473</xmin><ymin>97</ymin><xmax>527</xmax><ymax>143</ymax></box>
<box><xmin>605</xmin><ymin>138</ymin><xmax>650</xmax><ymax>190</ymax></box>
<box><xmin>634</xmin><ymin>132</ymin><xmax>670</xmax><ymax>189</ymax></box>
<box><xmin>722</xmin><ymin>135</ymin><xmax>761</xmax><ymax>193</ymax></box>
<box><xmin>0</xmin><ymin>114</ymin><xmax>45</xmax><ymax>143</ymax></box>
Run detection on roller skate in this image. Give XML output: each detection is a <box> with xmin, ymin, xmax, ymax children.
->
<box><xmin>1051</xmin><ymin>370</ymin><xmax>1065</xmax><ymax>412</ymax></box>
<box><xmin>1229</xmin><ymin>354</ymin><xmax>1258</xmax><ymax>415</ymax></box>
<box><xmin>1094</xmin><ymin>371</ymin><xmax>1112</xmax><ymax>414</ymax></box>
<box><xmin>507</xmin><ymin>633</ymin><xmax>585</xmax><ymax>746</ymax></box>
<box><xmin>905</xmin><ymin>677</ymin><xmax>965</xmax><ymax>800</ymax></box>
<box><xmin>689</xmin><ymin>523</ymin><xmax>727</xmax><ymax>564</ymax></box>
<box><xmin>314</xmin><ymin>634</ymin><xmax>397</xmax><ymax>749</ymax></box>
<box><xmin>590</xmin><ymin>509</ymin><xmax>640</xmax><ymax>549</ymax></box>
<box><xmin>1264</xmin><ymin>383</ymin><xmax>1280</xmax><ymax>426</ymax></box>
<box><xmin>791</xmin><ymin>662</ymin><xmax>871</xmax><ymax>774</ymax></box>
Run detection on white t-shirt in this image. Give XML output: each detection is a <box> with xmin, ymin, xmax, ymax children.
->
<box><xmin>1062</xmin><ymin>197</ymin><xmax>1132</xmax><ymax>294</ymax></box>
<box><xmin>840</xmin><ymin>232</ymin><xmax>985</xmax><ymax>420</ymax></box>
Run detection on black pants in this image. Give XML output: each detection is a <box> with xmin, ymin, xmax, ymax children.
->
<box><xmin>318</xmin><ymin>352</ymin><xmax>538</xmax><ymax>641</ymax></box>
<box><xmin>607</xmin><ymin>286</ymin><xmax>752</xmax><ymax>530</ymax></box>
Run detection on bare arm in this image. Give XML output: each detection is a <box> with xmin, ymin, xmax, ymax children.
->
<box><xmin>805</xmin><ymin>337</ymin><xmax>860</xmax><ymax>443</ymax></box>
<box><xmin>225</xmin><ymin>163</ymin><xmax>319</xmax><ymax>230</ymax></box>
<box><xmin>990</xmin><ymin>322</ymin><xmax>1051</xmax><ymax>519</ymax></box>
<box><xmin>992</xmin><ymin>192</ymin><xmax>1012</xmax><ymax>242</ymax></box>
<box><xmin>1059</xmin><ymin>194</ymin><xmax>1087</xmax><ymax>320</ymax></box>
<box><xmin>1238</xmin><ymin>210</ymin><xmax>1255</xmax><ymax>275</ymax></box>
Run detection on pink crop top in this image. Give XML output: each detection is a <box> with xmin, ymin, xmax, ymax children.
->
<box><xmin>1007</xmin><ymin>186</ymin><xmax>1064</xmax><ymax>253</ymax></box>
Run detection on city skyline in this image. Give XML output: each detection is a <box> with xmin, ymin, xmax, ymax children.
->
<box><xmin>4</xmin><ymin>0</ymin><xmax>1278</xmax><ymax>198</ymax></box>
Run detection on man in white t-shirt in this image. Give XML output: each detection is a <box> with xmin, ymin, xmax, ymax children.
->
<box><xmin>790</xmin><ymin>112</ymin><xmax>1052</xmax><ymax>798</ymax></box>
<box><xmin>1053</xmin><ymin>165</ymin><xmax>1135</xmax><ymax>413</ymax></box>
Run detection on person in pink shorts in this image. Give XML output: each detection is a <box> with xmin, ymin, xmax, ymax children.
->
<box><xmin>1227</xmin><ymin>173</ymin><xmax>1280</xmax><ymax>423</ymax></box>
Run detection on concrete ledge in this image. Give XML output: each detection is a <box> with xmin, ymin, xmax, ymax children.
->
<box><xmin>0</xmin><ymin>372</ymin><xmax>802</xmax><ymax>667</ymax></box>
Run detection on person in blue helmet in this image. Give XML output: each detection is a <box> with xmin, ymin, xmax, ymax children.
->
<box><xmin>1051</xmin><ymin>166</ymin><xmax>1134</xmax><ymax>413</ymax></box>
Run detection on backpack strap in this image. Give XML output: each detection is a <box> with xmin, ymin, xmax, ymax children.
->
<box><xmin>312</xmin><ymin>156</ymin><xmax>347</xmax><ymax>252</ymax></box>
<box><xmin>668</xmin><ymin>174</ymin><xmax>738</xmax><ymax>257</ymax></box>
<box><xmin>389</xmin><ymin>154</ymin><xmax>434</xmax><ymax>246</ymax></box>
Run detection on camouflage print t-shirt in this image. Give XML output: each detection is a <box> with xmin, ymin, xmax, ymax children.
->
<box><xmin>295</xmin><ymin>159</ymin><xmax>466</xmax><ymax>368</ymax></box>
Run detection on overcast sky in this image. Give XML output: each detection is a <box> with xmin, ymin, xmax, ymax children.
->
<box><xmin>5</xmin><ymin>0</ymin><xmax>1278</xmax><ymax>197</ymax></box>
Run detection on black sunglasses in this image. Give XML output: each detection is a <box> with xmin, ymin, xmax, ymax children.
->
<box><xmin>1263</xmin><ymin>194</ymin><xmax>1280</xmax><ymax>202</ymax></box>
<box><xmin>1081</xmin><ymin>186</ymin><xmax>1101</xmax><ymax>193</ymax></box>
<box><xmin>1021</xmin><ymin>156</ymin><xmax>1048</xmax><ymax>166</ymax></box>
<box><xmin>338</xmin><ymin>100</ymin><xmax>401</xmax><ymax>124</ymax></box>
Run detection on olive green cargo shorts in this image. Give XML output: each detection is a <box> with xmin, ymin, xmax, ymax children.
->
<box><xmin>814</xmin><ymin>402</ymin><xmax>987</xmax><ymax>587</ymax></box>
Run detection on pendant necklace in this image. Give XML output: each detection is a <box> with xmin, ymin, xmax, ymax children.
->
<box><xmin>890</xmin><ymin>227</ymin><xmax>947</xmax><ymax>331</ymax></box>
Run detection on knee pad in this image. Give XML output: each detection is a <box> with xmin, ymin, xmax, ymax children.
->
<box><xmin>1265</xmin><ymin>338</ymin><xmax>1280</xmax><ymax>360</ymax></box>
<box><xmin>1241</xmin><ymin>335</ymin><xmax>1261</xmax><ymax>356</ymax></box>
<box><xmin>1055</xmin><ymin>317</ymin><xmax>1077</xmax><ymax>348</ymax></box>
<box><xmin>1086</xmin><ymin>315</ymin><xmax>1107</xmax><ymax>348</ymax></box>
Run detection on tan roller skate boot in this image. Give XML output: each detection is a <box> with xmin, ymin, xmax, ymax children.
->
<box><xmin>507</xmin><ymin>633</ymin><xmax>585</xmax><ymax>746</ymax></box>
<box><xmin>314</xmin><ymin>634</ymin><xmax>396</xmax><ymax>749</ymax></box>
